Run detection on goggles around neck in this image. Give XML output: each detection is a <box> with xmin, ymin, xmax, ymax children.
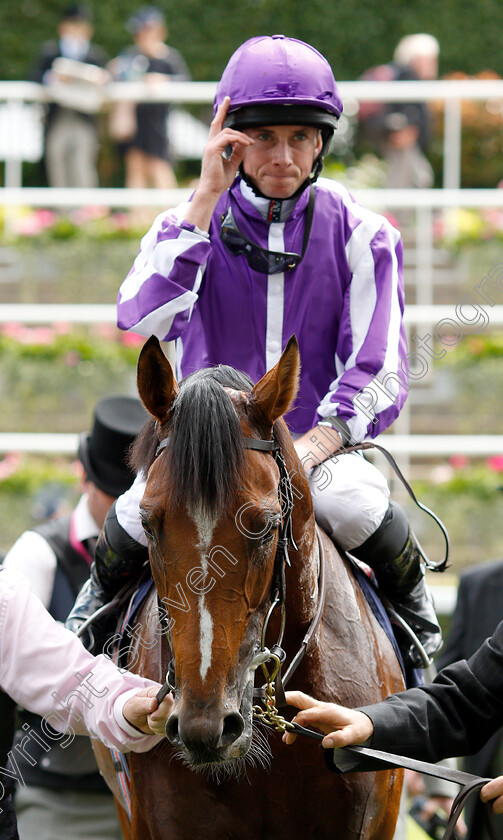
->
<box><xmin>219</xmin><ymin>187</ymin><xmax>315</xmax><ymax>275</ymax></box>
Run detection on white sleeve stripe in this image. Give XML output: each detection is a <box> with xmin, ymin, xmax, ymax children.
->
<box><xmin>265</xmin><ymin>223</ymin><xmax>285</xmax><ymax>371</ymax></box>
<box><xmin>119</xmin><ymin>231</ymin><xmax>207</xmax><ymax>304</ymax></box>
<box><xmin>345</xmin><ymin>219</ymin><xmax>382</xmax><ymax>368</ymax></box>
<box><xmin>130</xmin><ymin>289</ymin><xmax>199</xmax><ymax>340</ymax></box>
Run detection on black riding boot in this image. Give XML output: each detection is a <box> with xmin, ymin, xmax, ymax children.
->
<box><xmin>66</xmin><ymin>501</ymin><xmax>148</xmax><ymax>652</ymax></box>
<box><xmin>351</xmin><ymin>501</ymin><xmax>442</xmax><ymax>668</ymax></box>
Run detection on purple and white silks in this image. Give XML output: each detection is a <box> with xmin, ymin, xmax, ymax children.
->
<box><xmin>117</xmin><ymin>176</ymin><xmax>407</xmax><ymax>441</ymax></box>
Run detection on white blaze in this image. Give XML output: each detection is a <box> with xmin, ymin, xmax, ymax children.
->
<box><xmin>194</xmin><ymin>507</ymin><xmax>216</xmax><ymax>682</ymax></box>
<box><xmin>199</xmin><ymin>600</ymin><xmax>214</xmax><ymax>682</ymax></box>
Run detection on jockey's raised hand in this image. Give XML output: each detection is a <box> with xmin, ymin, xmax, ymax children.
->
<box><xmin>185</xmin><ymin>96</ymin><xmax>254</xmax><ymax>232</ymax></box>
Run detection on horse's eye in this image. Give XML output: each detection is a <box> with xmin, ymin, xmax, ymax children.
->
<box><xmin>140</xmin><ymin>512</ymin><xmax>155</xmax><ymax>542</ymax></box>
<box><xmin>259</xmin><ymin>522</ymin><xmax>279</xmax><ymax>546</ymax></box>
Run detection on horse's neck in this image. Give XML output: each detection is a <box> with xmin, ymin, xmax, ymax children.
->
<box><xmin>285</xmin><ymin>513</ymin><xmax>320</xmax><ymax>628</ymax></box>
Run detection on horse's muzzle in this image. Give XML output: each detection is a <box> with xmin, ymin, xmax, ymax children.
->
<box><xmin>166</xmin><ymin>707</ymin><xmax>245</xmax><ymax>762</ymax></box>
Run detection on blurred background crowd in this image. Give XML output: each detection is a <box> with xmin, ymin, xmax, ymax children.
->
<box><xmin>1</xmin><ymin>0</ymin><xmax>503</xmax><ymax>190</ymax></box>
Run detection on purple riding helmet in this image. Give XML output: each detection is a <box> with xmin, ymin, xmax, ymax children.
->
<box><xmin>214</xmin><ymin>34</ymin><xmax>343</xmax><ymax>185</ymax></box>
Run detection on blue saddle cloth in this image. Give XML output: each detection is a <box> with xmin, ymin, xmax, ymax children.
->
<box><xmin>351</xmin><ymin>562</ymin><xmax>423</xmax><ymax>688</ymax></box>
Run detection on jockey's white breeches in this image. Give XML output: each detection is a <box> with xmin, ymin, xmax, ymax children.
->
<box><xmin>308</xmin><ymin>451</ymin><xmax>390</xmax><ymax>551</ymax></box>
<box><xmin>116</xmin><ymin>453</ymin><xmax>390</xmax><ymax>554</ymax></box>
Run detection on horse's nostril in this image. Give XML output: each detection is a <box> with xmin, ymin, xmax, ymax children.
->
<box><xmin>166</xmin><ymin>714</ymin><xmax>181</xmax><ymax>745</ymax></box>
<box><xmin>220</xmin><ymin>712</ymin><xmax>244</xmax><ymax>748</ymax></box>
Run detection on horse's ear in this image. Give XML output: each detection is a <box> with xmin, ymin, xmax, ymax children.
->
<box><xmin>250</xmin><ymin>335</ymin><xmax>300</xmax><ymax>426</ymax></box>
<box><xmin>137</xmin><ymin>336</ymin><xmax>179</xmax><ymax>422</ymax></box>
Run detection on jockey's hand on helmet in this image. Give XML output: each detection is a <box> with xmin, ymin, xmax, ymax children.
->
<box><xmin>283</xmin><ymin>690</ymin><xmax>374</xmax><ymax>747</ymax></box>
<box><xmin>123</xmin><ymin>685</ymin><xmax>174</xmax><ymax>735</ymax></box>
<box><xmin>185</xmin><ymin>96</ymin><xmax>254</xmax><ymax>232</ymax></box>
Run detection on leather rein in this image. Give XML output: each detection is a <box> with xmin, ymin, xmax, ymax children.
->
<box><xmin>154</xmin><ymin>432</ymin><xmax>496</xmax><ymax>839</ymax></box>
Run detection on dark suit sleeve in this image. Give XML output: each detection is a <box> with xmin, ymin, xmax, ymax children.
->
<box><xmin>165</xmin><ymin>46</ymin><xmax>191</xmax><ymax>81</ymax></box>
<box><xmin>30</xmin><ymin>42</ymin><xmax>59</xmax><ymax>83</ymax></box>
<box><xmin>359</xmin><ymin>620</ymin><xmax>503</xmax><ymax>764</ymax></box>
<box><xmin>436</xmin><ymin>575</ymin><xmax>469</xmax><ymax>670</ymax></box>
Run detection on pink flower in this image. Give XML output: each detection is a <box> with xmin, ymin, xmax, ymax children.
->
<box><xmin>449</xmin><ymin>455</ymin><xmax>469</xmax><ymax>469</ymax></box>
<box><xmin>120</xmin><ymin>332</ymin><xmax>145</xmax><ymax>347</ymax></box>
<box><xmin>63</xmin><ymin>351</ymin><xmax>81</xmax><ymax>367</ymax></box>
<box><xmin>486</xmin><ymin>455</ymin><xmax>503</xmax><ymax>473</ymax></box>
<box><xmin>110</xmin><ymin>213</ymin><xmax>131</xmax><ymax>230</ymax></box>
<box><xmin>15</xmin><ymin>326</ymin><xmax>55</xmax><ymax>345</ymax></box>
<box><xmin>34</xmin><ymin>209</ymin><xmax>57</xmax><ymax>229</ymax></box>
<box><xmin>94</xmin><ymin>323</ymin><xmax>119</xmax><ymax>341</ymax></box>
<box><xmin>0</xmin><ymin>452</ymin><xmax>23</xmax><ymax>481</ymax></box>
<box><xmin>52</xmin><ymin>322</ymin><xmax>72</xmax><ymax>335</ymax></box>
<box><xmin>69</xmin><ymin>205</ymin><xmax>108</xmax><ymax>225</ymax></box>
<box><xmin>2</xmin><ymin>323</ymin><xmax>25</xmax><ymax>338</ymax></box>
<box><xmin>13</xmin><ymin>215</ymin><xmax>45</xmax><ymax>236</ymax></box>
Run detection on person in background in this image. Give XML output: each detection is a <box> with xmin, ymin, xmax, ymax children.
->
<box><xmin>359</xmin><ymin>33</ymin><xmax>439</xmax><ymax>189</ymax></box>
<box><xmin>0</xmin><ymin>568</ymin><xmax>173</xmax><ymax>840</ymax></box>
<box><xmin>281</xmin><ymin>617</ymin><xmax>503</xmax><ymax>827</ymax></box>
<box><xmin>435</xmin><ymin>558</ymin><xmax>503</xmax><ymax>839</ymax></box>
<box><xmin>108</xmin><ymin>5</ymin><xmax>190</xmax><ymax>190</ymax></box>
<box><xmin>30</xmin><ymin>3</ymin><xmax>109</xmax><ymax>188</ymax></box>
<box><xmin>2</xmin><ymin>395</ymin><xmax>147</xmax><ymax>840</ymax></box>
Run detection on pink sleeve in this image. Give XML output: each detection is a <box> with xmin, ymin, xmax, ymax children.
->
<box><xmin>0</xmin><ymin>570</ymin><xmax>162</xmax><ymax>753</ymax></box>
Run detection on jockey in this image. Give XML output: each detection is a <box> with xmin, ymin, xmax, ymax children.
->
<box><xmin>67</xmin><ymin>35</ymin><xmax>442</xmax><ymax>668</ymax></box>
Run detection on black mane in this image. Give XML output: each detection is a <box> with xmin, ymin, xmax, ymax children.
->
<box><xmin>131</xmin><ymin>366</ymin><xmax>254</xmax><ymax>518</ymax></box>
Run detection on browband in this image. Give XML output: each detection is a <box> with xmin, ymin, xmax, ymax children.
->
<box><xmin>242</xmin><ymin>438</ymin><xmax>280</xmax><ymax>452</ymax></box>
<box><xmin>155</xmin><ymin>435</ymin><xmax>279</xmax><ymax>458</ymax></box>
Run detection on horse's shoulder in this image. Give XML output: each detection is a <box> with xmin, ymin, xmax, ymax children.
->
<box><xmin>126</xmin><ymin>586</ymin><xmax>169</xmax><ymax>683</ymax></box>
<box><xmin>92</xmin><ymin>740</ymin><xmax>128</xmax><ymax>816</ymax></box>
<box><xmin>316</xmin><ymin>526</ymin><xmax>361</xmax><ymax>590</ymax></box>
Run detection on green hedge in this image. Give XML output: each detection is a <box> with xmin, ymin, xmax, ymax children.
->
<box><xmin>0</xmin><ymin>328</ymin><xmax>141</xmax><ymax>433</ymax></box>
<box><xmin>3</xmin><ymin>0</ymin><xmax>503</xmax><ymax>84</ymax></box>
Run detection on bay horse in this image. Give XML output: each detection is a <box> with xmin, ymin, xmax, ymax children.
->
<box><xmin>96</xmin><ymin>334</ymin><xmax>405</xmax><ymax>839</ymax></box>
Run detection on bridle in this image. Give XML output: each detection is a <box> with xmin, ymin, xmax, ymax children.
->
<box><xmin>240</xmin><ymin>435</ymin><xmax>327</xmax><ymax>712</ymax></box>
<box><xmin>155</xmin><ymin>430</ymin><xmax>327</xmax><ymax>709</ymax></box>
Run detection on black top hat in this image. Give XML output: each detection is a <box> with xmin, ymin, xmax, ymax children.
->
<box><xmin>78</xmin><ymin>396</ymin><xmax>148</xmax><ymax>498</ymax></box>
<box><xmin>60</xmin><ymin>4</ymin><xmax>93</xmax><ymax>23</ymax></box>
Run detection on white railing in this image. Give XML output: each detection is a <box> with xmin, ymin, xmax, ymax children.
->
<box><xmin>2</xmin><ymin>303</ymin><xmax>503</xmax><ymax>325</ymax></box>
<box><xmin>1</xmin><ymin>186</ymin><xmax>503</xmax><ymax>208</ymax></box>
<box><xmin>2</xmin><ymin>77</ymin><xmax>503</xmax><ymax>190</ymax></box>
<box><xmin>0</xmin><ymin>432</ymin><xmax>501</xmax><ymax>457</ymax></box>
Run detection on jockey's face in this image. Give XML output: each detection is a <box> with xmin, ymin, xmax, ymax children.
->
<box><xmin>241</xmin><ymin>125</ymin><xmax>322</xmax><ymax>199</ymax></box>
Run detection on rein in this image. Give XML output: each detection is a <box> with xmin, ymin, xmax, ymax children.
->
<box><xmin>341</xmin><ymin>441</ymin><xmax>450</xmax><ymax>572</ymax></box>
<box><xmin>283</xmin><ymin>725</ymin><xmax>497</xmax><ymax>840</ymax></box>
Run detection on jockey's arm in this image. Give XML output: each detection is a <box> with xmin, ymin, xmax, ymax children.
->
<box><xmin>91</xmin><ymin>503</ymin><xmax>148</xmax><ymax>598</ymax></box>
<box><xmin>293</xmin><ymin>423</ymin><xmax>343</xmax><ymax>473</ymax></box>
<box><xmin>80</xmin><ymin>474</ymin><xmax>149</xmax><ymax>604</ymax></box>
<box><xmin>184</xmin><ymin>97</ymin><xmax>254</xmax><ymax>232</ymax></box>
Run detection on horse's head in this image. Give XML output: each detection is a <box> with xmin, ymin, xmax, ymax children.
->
<box><xmin>133</xmin><ymin>335</ymin><xmax>312</xmax><ymax>771</ymax></box>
